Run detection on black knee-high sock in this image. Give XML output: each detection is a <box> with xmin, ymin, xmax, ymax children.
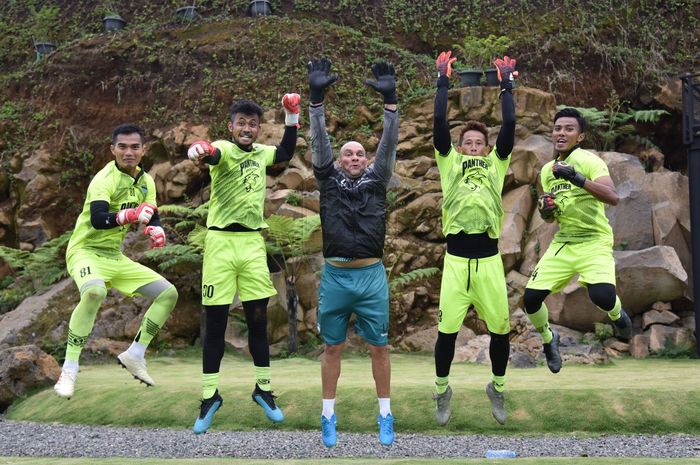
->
<box><xmin>434</xmin><ymin>331</ymin><xmax>458</xmax><ymax>377</ymax></box>
<box><xmin>243</xmin><ymin>298</ymin><xmax>270</xmax><ymax>367</ymax></box>
<box><xmin>489</xmin><ymin>332</ymin><xmax>510</xmax><ymax>377</ymax></box>
<box><xmin>203</xmin><ymin>305</ymin><xmax>229</xmax><ymax>374</ymax></box>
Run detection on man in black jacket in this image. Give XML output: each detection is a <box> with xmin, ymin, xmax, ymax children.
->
<box><xmin>308</xmin><ymin>58</ymin><xmax>398</xmax><ymax>448</ymax></box>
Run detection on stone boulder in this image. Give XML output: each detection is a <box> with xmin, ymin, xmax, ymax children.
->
<box><xmin>388</xmin><ymin>192</ymin><xmax>443</xmax><ymax>242</ymax></box>
<box><xmin>647</xmin><ymin>325</ymin><xmax>696</xmax><ymax>352</ymax></box>
<box><xmin>394</xmin><ymin>156</ymin><xmax>434</xmax><ymax>178</ymax></box>
<box><xmin>642</xmin><ymin>309</ymin><xmax>680</xmax><ymax>329</ymax></box>
<box><xmin>616</xmin><ymin>246</ymin><xmax>688</xmax><ymax>313</ymax></box>
<box><xmin>149</xmin><ymin>159</ymin><xmax>206</xmax><ymax>204</ymax></box>
<box><xmin>509</xmin><ymin>134</ymin><xmax>553</xmax><ymax>186</ymax></box>
<box><xmin>0</xmin><ymin>345</ymin><xmax>60</xmax><ymax>412</ymax></box>
<box><xmin>500</xmin><ymin>185</ymin><xmax>533</xmax><ymax>272</ymax></box>
<box><xmin>399</xmin><ymin>326</ymin><xmax>475</xmax><ymax>352</ymax></box>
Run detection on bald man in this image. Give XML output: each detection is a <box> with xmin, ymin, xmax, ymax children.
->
<box><xmin>307</xmin><ymin>58</ymin><xmax>399</xmax><ymax>447</ymax></box>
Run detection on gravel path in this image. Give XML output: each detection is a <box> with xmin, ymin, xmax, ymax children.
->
<box><xmin>1</xmin><ymin>418</ymin><xmax>699</xmax><ymax>459</ymax></box>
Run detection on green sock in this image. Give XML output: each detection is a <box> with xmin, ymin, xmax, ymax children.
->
<box><xmin>528</xmin><ymin>303</ymin><xmax>553</xmax><ymax>344</ymax></box>
<box><xmin>603</xmin><ymin>296</ymin><xmax>622</xmax><ymax>321</ymax></box>
<box><xmin>202</xmin><ymin>373</ymin><xmax>219</xmax><ymax>399</ymax></box>
<box><xmin>491</xmin><ymin>374</ymin><xmax>505</xmax><ymax>393</ymax></box>
<box><xmin>65</xmin><ymin>284</ymin><xmax>107</xmax><ymax>361</ymax></box>
<box><xmin>255</xmin><ymin>366</ymin><xmax>271</xmax><ymax>391</ymax></box>
<box><xmin>135</xmin><ymin>285</ymin><xmax>178</xmax><ymax>347</ymax></box>
<box><xmin>435</xmin><ymin>376</ymin><xmax>449</xmax><ymax>394</ymax></box>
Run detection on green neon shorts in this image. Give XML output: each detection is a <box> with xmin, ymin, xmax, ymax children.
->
<box><xmin>201</xmin><ymin>230</ymin><xmax>276</xmax><ymax>305</ymax></box>
<box><xmin>67</xmin><ymin>249</ymin><xmax>163</xmax><ymax>295</ymax></box>
<box><xmin>527</xmin><ymin>238</ymin><xmax>616</xmax><ymax>292</ymax></box>
<box><xmin>438</xmin><ymin>252</ymin><xmax>510</xmax><ymax>335</ymax></box>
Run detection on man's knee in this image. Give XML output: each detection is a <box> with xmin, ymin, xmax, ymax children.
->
<box><xmin>588</xmin><ymin>283</ymin><xmax>616</xmax><ymax>310</ymax></box>
<box><xmin>324</xmin><ymin>343</ymin><xmax>345</xmax><ymax>358</ymax></box>
<box><xmin>156</xmin><ymin>285</ymin><xmax>178</xmax><ymax>305</ymax></box>
<box><xmin>80</xmin><ymin>284</ymin><xmax>107</xmax><ymax>304</ymax></box>
<box><xmin>523</xmin><ymin>288</ymin><xmax>549</xmax><ymax>314</ymax></box>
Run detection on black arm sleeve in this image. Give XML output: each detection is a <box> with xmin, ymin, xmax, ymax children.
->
<box><xmin>273</xmin><ymin>125</ymin><xmax>298</xmax><ymax>163</ymax></box>
<box><xmin>147</xmin><ymin>211</ymin><xmax>162</xmax><ymax>227</ymax></box>
<box><xmin>433</xmin><ymin>75</ymin><xmax>452</xmax><ymax>156</ymax></box>
<box><xmin>495</xmin><ymin>90</ymin><xmax>516</xmax><ymax>160</ymax></box>
<box><xmin>90</xmin><ymin>201</ymin><xmax>119</xmax><ymax>229</ymax></box>
<box><xmin>202</xmin><ymin>148</ymin><xmax>221</xmax><ymax>166</ymax></box>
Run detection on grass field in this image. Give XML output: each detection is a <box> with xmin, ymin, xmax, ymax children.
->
<box><xmin>7</xmin><ymin>353</ymin><xmax>700</xmax><ymax>435</ymax></box>
<box><xmin>2</xmin><ymin>458</ymin><xmax>700</xmax><ymax>465</ymax></box>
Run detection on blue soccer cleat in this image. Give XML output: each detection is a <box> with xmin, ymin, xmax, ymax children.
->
<box><xmin>252</xmin><ymin>384</ymin><xmax>284</xmax><ymax>423</ymax></box>
<box><xmin>193</xmin><ymin>390</ymin><xmax>223</xmax><ymax>434</ymax></box>
<box><xmin>377</xmin><ymin>413</ymin><xmax>395</xmax><ymax>446</ymax></box>
<box><xmin>321</xmin><ymin>414</ymin><xmax>337</xmax><ymax>448</ymax></box>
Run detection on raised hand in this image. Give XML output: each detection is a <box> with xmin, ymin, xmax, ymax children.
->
<box><xmin>307</xmin><ymin>57</ymin><xmax>338</xmax><ymax>104</ymax></box>
<box><xmin>493</xmin><ymin>55</ymin><xmax>518</xmax><ymax>91</ymax></box>
<box><xmin>553</xmin><ymin>161</ymin><xmax>586</xmax><ymax>187</ymax></box>
<box><xmin>537</xmin><ymin>192</ymin><xmax>557</xmax><ymax>220</ymax></box>
<box><xmin>436</xmin><ymin>50</ymin><xmax>457</xmax><ymax>78</ymax></box>
<box><xmin>116</xmin><ymin>202</ymin><xmax>157</xmax><ymax>226</ymax></box>
<box><xmin>364</xmin><ymin>61</ymin><xmax>397</xmax><ymax>105</ymax></box>
<box><xmin>282</xmin><ymin>93</ymin><xmax>301</xmax><ymax>127</ymax></box>
<box><xmin>187</xmin><ymin>140</ymin><xmax>216</xmax><ymax>165</ymax></box>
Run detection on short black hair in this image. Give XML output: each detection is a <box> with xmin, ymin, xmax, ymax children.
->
<box><xmin>111</xmin><ymin>123</ymin><xmax>145</xmax><ymax>144</ymax></box>
<box><xmin>553</xmin><ymin>107</ymin><xmax>587</xmax><ymax>132</ymax></box>
<box><xmin>229</xmin><ymin>99</ymin><xmax>263</xmax><ymax>120</ymax></box>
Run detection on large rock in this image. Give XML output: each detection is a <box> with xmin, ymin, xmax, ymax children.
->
<box><xmin>394</xmin><ymin>156</ymin><xmax>434</xmax><ymax>178</ymax></box>
<box><xmin>400</xmin><ymin>326</ymin><xmax>475</xmax><ymax>352</ymax></box>
<box><xmin>509</xmin><ymin>134</ymin><xmax>553</xmax><ymax>186</ymax></box>
<box><xmin>647</xmin><ymin>325</ymin><xmax>695</xmax><ymax>352</ymax></box>
<box><xmin>500</xmin><ymin>185</ymin><xmax>533</xmax><ymax>272</ymax></box>
<box><xmin>0</xmin><ymin>345</ymin><xmax>60</xmax><ymax>412</ymax></box>
<box><xmin>388</xmin><ymin>192</ymin><xmax>443</xmax><ymax>242</ymax></box>
<box><xmin>615</xmin><ymin>246</ymin><xmax>688</xmax><ymax>313</ymax></box>
<box><xmin>642</xmin><ymin>309</ymin><xmax>680</xmax><ymax>329</ymax></box>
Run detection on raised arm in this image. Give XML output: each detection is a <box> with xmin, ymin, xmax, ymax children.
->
<box><xmin>307</xmin><ymin>58</ymin><xmax>338</xmax><ymax>170</ymax></box>
<box><xmin>493</xmin><ymin>56</ymin><xmax>518</xmax><ymax>160</ymax></box>
<box><xmin>273</xmin><ymin>93</ymin><xmax>300</xmax><ymax>163</ymax></box>
<box><xmin>364</xmin><ymin>61</ymin><xmax>399</xmax><ymax>181</ymax></box>
<box><xmin>433</xmin><ymin>51</ymin><xmax>456</xmax><ymax>156</ymax></box>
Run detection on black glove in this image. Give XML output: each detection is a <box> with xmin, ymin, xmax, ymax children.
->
<box><xmin>537</xmin><ymin>192</ymin><xmax>558</xmax><ymax>220</ymax></box>
<box><xmin>364</xmin><ymin>61</ymin><xmax>397</xmax><ymax>105</ymax></box>
<box><xmin>552</xmin><ymin>161</ymin><xmax>586</xmax><ymax>187</ymax></box>
<box><xmin>307</xmin><ymin>57</ymin><xmax>338</xmax><ymax>104</ymax></box>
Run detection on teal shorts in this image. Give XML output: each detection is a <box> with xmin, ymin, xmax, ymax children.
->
<box><xmin>317</xmin><ymin>261</ymin><xmax>389</xmax><ymax>346</ymax></box>
<box><xmin>527</xmin><ymin>238</ymin><xmax>616</xmax><ymax>292</ymax></box>
<box><xmin>438</xmin><ymin>252</ymin><xmax>510</xmax><ymax>335</ymax></box>
<box><xmin>201</xmin><ymin>230</ymin><xmax>276</xmax><ymax>305</ymax></box>
<box><xmin>67</xmin><ymin>249</ymin><xmax>162</xmax><ymax>295</ymax></box>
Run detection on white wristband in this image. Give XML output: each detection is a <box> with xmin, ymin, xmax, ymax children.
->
<box><xmin>285</xmin><ymin>113</ymin><xmax>299</xmax><ymax>126</ymax></box>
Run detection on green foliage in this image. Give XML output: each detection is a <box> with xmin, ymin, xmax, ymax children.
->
<box><xmin>265</xmin><ymin>214</ymin><xmax>321</xmax><ymax>275</ymax></box>
<box><xmin>0</xmin><ymin>231</ymin><xmax>71</xmax><ymax>314</ymax></box>
<box><xmin>453</xmin><ymin>34</ymin><xmax>512</xmax><ymax>70</ymax></box>
<box><xmin>57</xmin><ymin>128</ymin><xmax>95</xmax><ymax>189</ymax></box>
<box><xmin>389</xmin><ymin>267</ymin><xmax>439</xmax><ymax>291</ymax></box>
<box><xmin>558</xmin><ymin>92</ymin><xmax>669</xmax><ymax>152</ymax></box>
<box><xmin>144</xmin><ymin>202</ymin><xmax>208</xmax><ymax>270</ymax></box>
<box><xmin>284</xmin><ymin>191</ymin><xmax>302</xmax><ymax>206</ymax></box>
<box><xmin>593</xmin><ymin>322</ymin><xmax>614</xmax><ymax>342</ymax></box>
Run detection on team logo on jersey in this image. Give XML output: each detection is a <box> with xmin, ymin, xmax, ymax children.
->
<box><xmin>239</xmin><ymin>159</ymin><xmax>262</xmax><ymax>192</ymax></box>
<box><xmin>243</xmin><ymin>173</ymin><xmax>260</xmax><ymax>192</ymax></box>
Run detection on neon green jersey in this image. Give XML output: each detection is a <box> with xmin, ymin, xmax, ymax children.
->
<box><xmin>207</xmin><ymin>140</ymin><xmax>276</xmax><ymax>230</ymax></box>
<box><xmin>436</xmin><ymin>146</ymin><xmax>510</xmax><ymax>239</ymax></box>
<box><xmin>541</xmin><ymin>147</ymin><xmax>613</xmax><ymax>242</ymax></box>
<box><xmin>66</xmin><ymin>161</ymin><xmax>156</xmax><ymax>260</ymax></box>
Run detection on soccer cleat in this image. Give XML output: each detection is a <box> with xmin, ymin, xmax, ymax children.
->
<box><xmin>485</xmin><ymin>382</ymin><xmax>506</xmax><ymax>425</ymax></box>
<box><xmin>54</xmin><ymin>369</ymin><xmax>78</xmax><ymax>399</ymax></box>
<box><xmin>117</xmin><ymin>351</ymin><xmax>154</xmax><ymax>386</ymax></box>
<box><xmin>543</xmin><ymin>329</ymin><xmax>562</xmax><ymax>373</ymax></box>
<box><xmin>193</xmin><ymin>390</ymin><xmax>223</xmax><ymax>434</ymax></box>
<box><xmin>252</xmin><ymin>384</ymin><xmax>284</xmax><ymax>423</ymax></box>
<box><xmin>321</xmin><ymin>414</ymin><xmax>337</xmax><ymax>448</ymax></box>
<box><xmin>613</xmin><ymin>309</ymin><xmax>632</xmax><ymax>341</ymax></box>
<box><xmin>433</xmin><ymin>385</ymin><xmax>452</xmax><ymax>426</ymax></box>
<box><xmin>377</xmin><ymin>413</ymin><xmax>395</xmax><ymax>446</ymax></box>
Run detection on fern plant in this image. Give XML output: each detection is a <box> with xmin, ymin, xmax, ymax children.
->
<box><xmin>144</xmin><ymin>202</ymin><xmax>208</xmax><ymax>271</ymax></box>
<box><xmin>559</xmin><ymin>91</ymin><xmax>669</xmax><ymax>153</ymax></box>
<box><xmin>389</xmin><ymin>267</ymin><xmax>440</xmax><ymax>292</ymax></box>
<box><xmin>0</xmin><ymin>230</ymin><xmax>71</xmax><ymax>314</ymax></box>
<box><xmin>264</xmin><ymin>213</ymin><xmax>322</xmax><ymax>355</ymax></box>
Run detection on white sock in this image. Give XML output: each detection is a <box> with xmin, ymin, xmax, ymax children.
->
<box><xmin>127</xmin><ymin>341</ymin><xmax>147</xmax><ymax>359</ymax></box>
<box><xmin>62</xmin><ymin>360</ymin><xmax>79</xmax><ymax>373</ymax></box>
<box><xmin>378</xmin><ymin>398</ymin><xmax>391</xmax><ymax>417</ymax></box>
<box><xmin>322</xmin><ymin>398</ymin><xmax>335</xmax><ymax>419</ymax></box>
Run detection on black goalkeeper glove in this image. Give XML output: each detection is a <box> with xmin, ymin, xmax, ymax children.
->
<box><xmin>364</xmin><ymin>61</ymin><xmax>397</xmax><ymax>105</ymax></box>
<box><xmin>307</xmin><ymin>57</ymin><xmax>338</xmax><ymax>105</ymax></box>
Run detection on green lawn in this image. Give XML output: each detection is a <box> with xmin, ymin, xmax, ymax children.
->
<box><xmin>7</xmin><ymin>353</ymin><xmax>700</xmax><ymax>435</ymax></box>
